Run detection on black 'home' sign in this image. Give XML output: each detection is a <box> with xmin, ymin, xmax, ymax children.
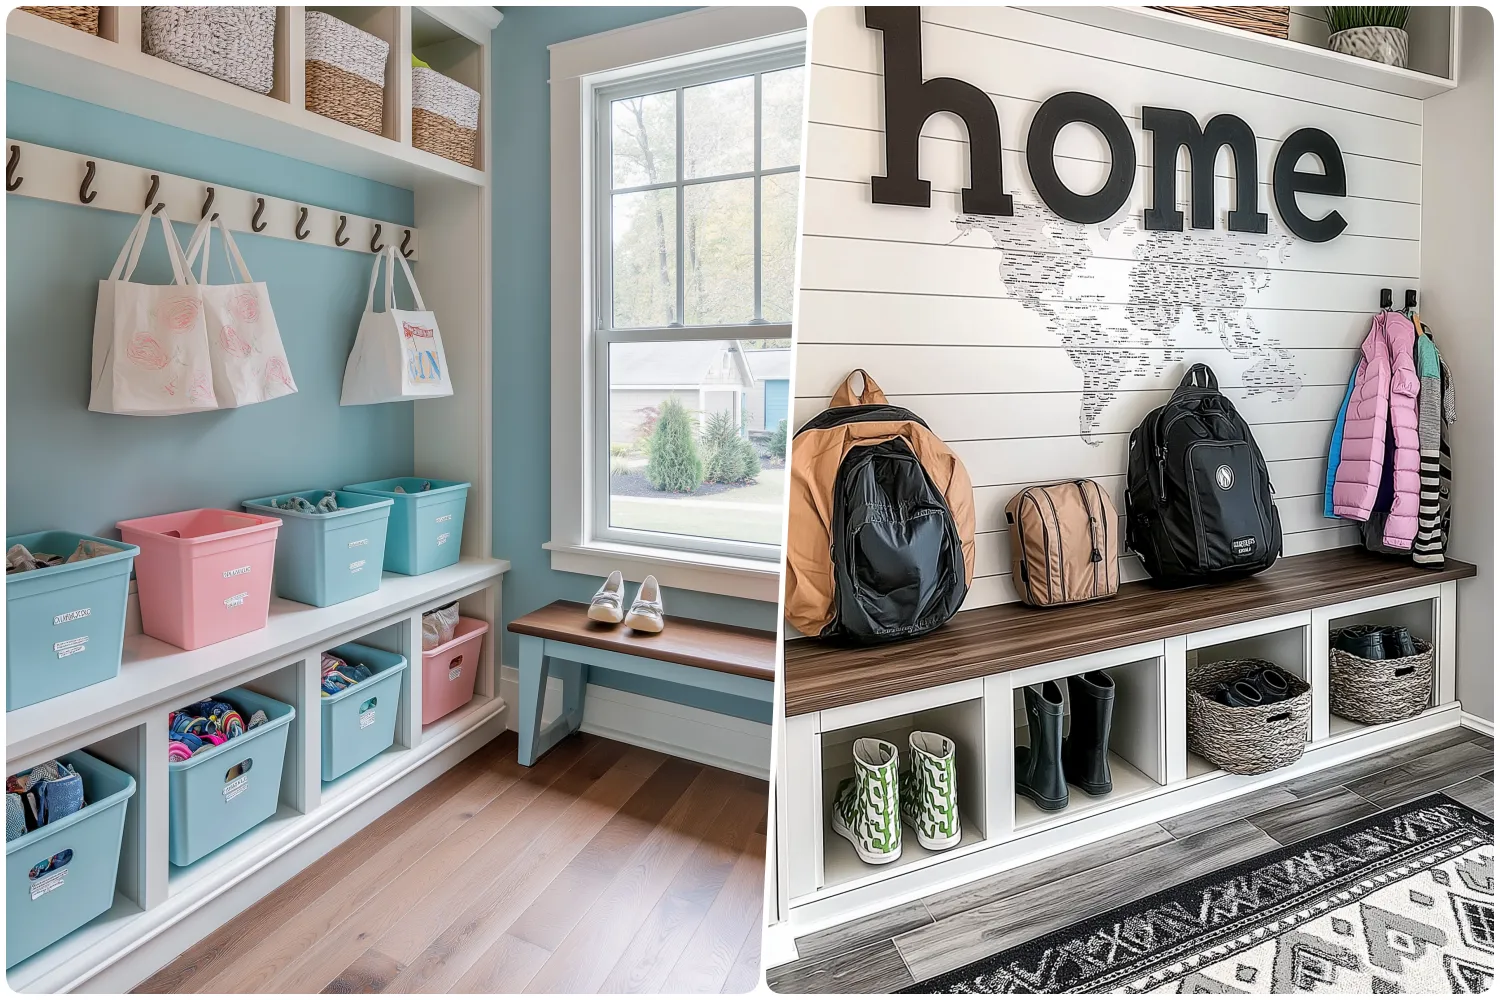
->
<box><xmin>866</xmin><ymin>8</ymin><xmax>1349</xmax><ymax>243</ymax></box>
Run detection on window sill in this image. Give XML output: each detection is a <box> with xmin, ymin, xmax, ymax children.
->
<box><xmin>543</xmin><ymin>539</ymin><xmax>781</xmax><ymax>603</ymax></box>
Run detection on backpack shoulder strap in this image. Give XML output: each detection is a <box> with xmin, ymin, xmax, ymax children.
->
<box><xmin>830</xmin><ymin>369</ymin><xmax>888</xmax><ymax>408</ymax></box>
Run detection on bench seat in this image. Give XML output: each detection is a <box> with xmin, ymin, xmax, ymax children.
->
<box><xmin>508</xmin><ymin>600</ymin><xmax>776</xmax><ymax>765</ymax></box>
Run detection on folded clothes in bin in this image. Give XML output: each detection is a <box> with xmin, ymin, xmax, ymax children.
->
<box><xmin>166</xmin><ymin>696</ymin><xmax>272</xmax><ymax>762</ymax></box>
<box><xmin>5</xmin><ymin>762</ymin><xmax>84</xmax><ymax>841</ymax></box>
<box><xmin>6</xmin><ymin>539</ymin><xmax>121</xmax><ymax>574</ymax></box>
<box><xmin>321</xmin><ymin>651</ymin><xmax>374</xmax><ymax>695</ymax></box>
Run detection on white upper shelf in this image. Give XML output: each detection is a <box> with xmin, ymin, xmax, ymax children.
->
<box><xmin>1034</xmin><ymin>7</ymin><xmax>1458</xmax><ymax>100</ymax></box>
<box><xmin>6</xmin><ymin>8</ymin><xmax>492</xmax><ymax>189</ymax></box>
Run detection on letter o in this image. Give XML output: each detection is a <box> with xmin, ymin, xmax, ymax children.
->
<box><xmin>1026</xmin><ymin>92</ymin><xmax>1136</xmax><ymax>225</ymax></box>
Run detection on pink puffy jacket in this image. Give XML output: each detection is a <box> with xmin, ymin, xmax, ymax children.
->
<box><xmin>1332</xmin><ymin>312</ymin><xmax>1421</xmax><ymax>547</ymax></box>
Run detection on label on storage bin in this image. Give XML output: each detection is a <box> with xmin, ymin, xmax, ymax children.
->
<box><xmin>54</xmin><ymin>608</ymin><xmax>91</xmax><ymax>626</ymax></box>
<box><xmin>29</xmin><ymin>868</ymin><xmax>67</xmax><ymax>901</ymax></box>
<box><xmin>223</xmin><ymin>774</ymin><xmax>249</xmax><ymax>801</ymax></box>
<box><xmin>350</xmin><ymin>559</ymin><xmax>367</xmax><ymax>574</ymax></box>
<box><xmin>224</xmin><ymin>592</ymin><xmax>248</xmax><ymax>608</ymax></box>
<box><xmin>449</xmin><ymin>665</ymin><xmax>463</xmax><ymax>681</ymax></box>
<box><xmin>436</xmin><ymin>514</ymin><xmax>453</xmax><ymax>523</ymax></box>
<box><xmin>436</xmin><ymin>533</ymin><xmax>451</xmax><ymax>546</ymax></box>
<box><xmin>359</xmin><ymin>708</ymin><xmax>377</xmax><ymax>729</ymax></box>
<box><xmin>54</xmin><ymin>636</ymin><xmax>89</xmax><ymax>658</ymax></box>
<box><xmin>349</xmin><ymin>538</ymin><xmax>369</xmax><ymax>548</ymax></box>
<box><xmin>223</xmin><ymin>565</ymin><xmax>252</xmax><ymax>579</ymax></box>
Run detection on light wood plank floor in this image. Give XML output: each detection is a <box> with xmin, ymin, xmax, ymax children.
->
<box><xmin>768</xmin><ymin>726</ymin><xmax>1495</xmax><ymax>993</ymax></box>
<box><xmin>138</xmin><ymin>732</ymin><xmax>767</xmax><ymax>994</ymax></box>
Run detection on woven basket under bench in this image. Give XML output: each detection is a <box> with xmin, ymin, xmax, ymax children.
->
<box><xmin>1187</xmin><ymin>658</ymin><xmax>1312</xmax><ymax>775</ymax></box>
<box><xmin>1151</xmin><ymin>6</ymin><xmax>1291</xmax><ymax>39</ymax></box>
<box><xmin>20</xmin><ymin>6</ymin><xmax>99</xmax><ymax>34</ymax></box>
<box><xmin>413</xmin><ymin>66</ymin><xmax>480</xmax><ymax>167</ymax></box>
<box><xmin>1329</xmin><ymin>637</ymin><xmax>1434</xmax><ymax>725</ymax></box>
<box><xmin>142</xmin><ymin>7</ymin><xmax>277</xmax><ymax>94</ymax></box>
<box><xmin>305</xmin><ymin>10</ymin><xmax>390</xmax><ymax>136</ymax></box>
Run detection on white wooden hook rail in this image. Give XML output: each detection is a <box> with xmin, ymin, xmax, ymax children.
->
<box><xmin>3</xmin><ymin>138</ymin><xmax>420</xmax><ymax>260</ymax></box>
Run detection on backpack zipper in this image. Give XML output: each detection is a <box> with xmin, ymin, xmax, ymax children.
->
<box><xmin>1025</xmin><ymin>492</ymin><xmax>1054</xmax><ymax>601</ymax></box>
<box><xmin>1075</xmin><ymin>479</ymin><xmax>1102</xmax><ymax>598</ymax></box>
<box><xmin>1037</xmin><ymin>488</ymin><xmax>1066</xmax><ymax>601</ymax></box>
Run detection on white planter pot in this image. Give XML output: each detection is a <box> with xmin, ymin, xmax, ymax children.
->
<box><xmin>1328</xmin><ymin>25</ymin><xmax>1409</xmax><ymax>68</ymax></box>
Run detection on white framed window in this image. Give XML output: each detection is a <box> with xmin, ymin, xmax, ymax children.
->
<box><xmin>549</xmin><ymin>9</ymin><xmax>806</xmax><ymax>599</ymax></box>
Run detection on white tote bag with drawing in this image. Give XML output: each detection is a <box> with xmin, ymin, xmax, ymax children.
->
<box><xmin>185</xmin><ymin>216</ymin><xmax>298</xmax><ymax>407</ymax></box>
<box><xmin>89</xmin><ymin>207</ymin><xmax>218</xmax><ymax>415</ymax></box>
<box><xmin>340</xmin><ymin>246</ymin><xmax>452</xmax><ymax>405</ymax></box>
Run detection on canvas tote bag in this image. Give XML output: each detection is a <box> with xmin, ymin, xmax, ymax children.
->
<box><xmin>89</xmin><ymin>207</ymin><xmax>217</xmax><ymax>415</ymax></box>
<box><xmin>340</xmin><ymin>246</ymin><xmax>452</xmax><ymax>405</ymax></box>
<box><xmin>185</xmin><ymin>216</ymin><xmax>298</xmax><ymax>407</ymax></box>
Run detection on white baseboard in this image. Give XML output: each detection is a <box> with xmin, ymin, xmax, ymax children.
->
<box><xmin>1461</xmin><ymin>711</ymin><xmax>1495</xmax><ymax>737</ymax></box>
<box><xmin>498</xmin><ymin>665</ymin><xmax>771</xmax><ymax>779</ymax></box>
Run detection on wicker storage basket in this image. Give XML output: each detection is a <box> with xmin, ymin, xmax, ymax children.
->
<box><xmin>20</xmin><ymin>6</ymin><xmax>99</xmax><ymax>34</ymax></box>
<box><xmin>1329</xmin><ymin>637</ymin><xmax>1433</xmax><ymax>725</ymax></box>
<box><xmin>1151</xmin><ymin>7</ymin><xmax>1291</xmax><ymax>39</ymax></box>
<box><xmin>142</xmin><ymin>7</ymin><xmax>276</xmax><ymax>94</ymax></box>
<box><xmin>305</xmin><ymin>11</ymin><xmax>388</xmax><ymax>136</ymax></box>
<box><xmin>1187</xmin><ymin>658</ymin><xmax>1312</xmax><ymax>775</ymax></box>
<box><xmin>412</xmin><ymin>66</ymin><xmax>479</xmax><ymax>167</ymax></box>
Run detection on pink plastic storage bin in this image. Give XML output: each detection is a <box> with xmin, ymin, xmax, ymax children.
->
<box><xmin>117</xmin><ymin>509</ymin><xmax>281</xmax><ymax>650</ymax></box>
<box><xmin>422</xmin><ymin>617</ymin><xmax>488</xmax><ymax>724</ymax></box>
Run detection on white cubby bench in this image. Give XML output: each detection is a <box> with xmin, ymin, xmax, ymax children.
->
<box><xmin>6</xmin><ymin>557</ymin><xmax>508</xmax><ymax>992</ymax></box>
<box><xmin>778</xmin><ymin>548</ymin><xmax>1477</xmax><ymax>936</ymax></box>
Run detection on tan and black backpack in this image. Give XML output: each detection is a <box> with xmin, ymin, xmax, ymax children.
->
<box><xmin>1005</xmin><ymin>480</ymin><xmax>1119</xmax><ymax>607</ymax></box>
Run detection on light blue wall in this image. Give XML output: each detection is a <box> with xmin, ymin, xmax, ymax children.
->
<box><xmin>764</xmin><ymin>378</ymin><xmax>790</xmax><ymax>431</ymax></box>
<box><xmin>490</xmin><ymin>7</ymin><xmax>776</xmax><ymax>724</ymax></box>
<box><xmin>6</xmin><ymin>84</ymin><xmax>416</xmax><ymax>538</ymax></box>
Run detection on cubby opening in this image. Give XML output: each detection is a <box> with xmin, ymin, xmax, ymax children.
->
<box><xmin>305</xmin><ymin>6</ymin><xmax>402</xmax><ymax>141</ymax></box>
<box><xmin>820</xmin><ymin>697</ymin><xmax>987</xmax><ymax>888</ymax></box>
<box><xmin>1012</xmin><ymin>657</ymin><xmax>1166</xmax><ymax>831</ymax></box>
<box><xmin>411</xmin><ymin>7</ymin><xmax>484</xmax><ymax>169</ymax></box>
<box><xmin>319</xmin><ymin>620</ymin><xmax>413</xmax><ymax>790</ymax></box>
<box><xmin>419</xmin><ymin>591</ymin><xmax>494</xmax><ymax>741</ymax></box>
<box><xmin>1187</xmin><ymin>624</ymin><xmax>1310</xmax><ymax>777</ymax></box>
<box><xmin>1327</xmin><ymin>598</ymin><xmax>1438</xmax><ymax>737</ymax></box>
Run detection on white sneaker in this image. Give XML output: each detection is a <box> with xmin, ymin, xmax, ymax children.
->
<box><xmin>588</xmin><ymin>570</ymin><xmax>626</xmax><ymax>624</ymax></box>
<box><xmin>624</xmin><ymin>575</ymin><xmax>665</xmax><ymax>633</ymax></box>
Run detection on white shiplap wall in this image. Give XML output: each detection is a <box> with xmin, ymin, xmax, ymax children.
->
<box><xmin>795</xmin><ymin>6</ymin><xmax>1422</xmax><ymax>611</ymax></box>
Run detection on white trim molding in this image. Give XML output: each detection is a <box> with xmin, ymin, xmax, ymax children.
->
<box><xmin>543</xmin><ymin>539</ymin><xmax>781</xmax><ymax>602</ymax></box>
<box><xmin>1461</xmin><ymin>711</ymin><xmax>1496</xmax><ymax>737</ymax></box>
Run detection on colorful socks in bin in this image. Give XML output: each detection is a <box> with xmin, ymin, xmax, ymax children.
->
<box><xmin>272</xmin><ymin>491</ymin><xmax>341</xmax><ymax>514</ymax></box>
<box><xmin>167</xmin><ymin>697</ymin><xmax>270</xmax><ymax>762</ymax></box>
<box><xmin>6</xmin><ymin>760</ymin><xmax>86</xmax><ymax>841</ymax></box>
<box><xmin>321</xmin><ymin>652</ymin><xmax>373</xmax><ymax>696</ymax></box>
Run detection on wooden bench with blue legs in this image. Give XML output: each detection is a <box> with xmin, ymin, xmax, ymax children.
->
<box><xmin>507</xmin><ymin>600</ymin><xmax>777</xmax><ymax>766</ymax></box>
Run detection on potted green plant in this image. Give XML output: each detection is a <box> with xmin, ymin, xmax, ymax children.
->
<box><xmin>1326</xmin><ymin>7</ymin><xmax>1410</xmax><ymax>67</ymax></box>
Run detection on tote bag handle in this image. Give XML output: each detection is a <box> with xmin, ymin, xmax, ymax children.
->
<box><xmin>109</xmin><ymin>207</ymin><xmax>195</xmax><ymax>286</ymax></box>
<box><xmin>363</xmin><ymin>246</ymin><xmax>428</xmax><ymax>314</ymax></box>
<box><xmin>184</xmin><ymin>216</ymin><xmax>254</xmax><ymax>285</ymax></box>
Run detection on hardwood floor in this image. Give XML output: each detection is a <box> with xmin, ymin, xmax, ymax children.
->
<box><xmin>137</xmin><ymin>732</ymin><xmax>767</xmax><ymax>995</ymax></box>
<box><xmin>767</xmin><ymin>726</ymin><xmax>1496</xmax><ymax>994</ymax></box>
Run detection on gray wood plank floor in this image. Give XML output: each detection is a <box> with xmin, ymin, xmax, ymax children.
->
<box><xmin>767</xmin><ymin>725</ymin><xmax>1495</xmax><ymax>994</ymax></box>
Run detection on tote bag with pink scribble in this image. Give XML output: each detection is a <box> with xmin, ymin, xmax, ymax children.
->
<box><xmin>185</xmin><ymin>216</ymin><xmax>297</xmax><ymax>407</ymax></box>
<box><xmin>89</xmin><ymin>207</ymin><xmax>217</xmax><ymax>415</ymax></box>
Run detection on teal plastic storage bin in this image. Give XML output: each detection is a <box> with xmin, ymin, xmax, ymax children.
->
<box><xmin>341</xmin><ymin>478</ymin><xmax>469</xmax><ymax>576</ymax></box>
<box><xmin>320</xmin><ymin>643</ymin><xmax>407</xmax><ymax>781</ymax></box>
<box><xmin>7</xmin><ymin>751</ymin><xmax>135</xmax><ymax>968</ymax></box>
<box><xmin>241</xmin><ymin>491</ymin><xmax>394</xmax><ymax>608</ymax></box>
<box><xmin>167</xmin><ymin>688</ymin><xmax>295</xmax><ymax>867</ymax></box>
<box><xmin>5</xmin><ymin>531</ymin><xmax>139</xmax><ymax>711</ymax></box>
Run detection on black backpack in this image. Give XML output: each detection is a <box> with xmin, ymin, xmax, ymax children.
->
<box><xmin>802</xmin><ymin>404</ymin><xmax>969</xmax><ymax>643</ymax></box>
<box><xmin>1126</xmin><ymin>365</ymin><xmax>1282</xmax><ymax>584</ymax></box>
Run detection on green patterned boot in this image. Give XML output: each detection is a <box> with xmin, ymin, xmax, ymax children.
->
<box><xmin>900</xmin><ymin>731</ymin><xmax>962</xmax><ymax>851</ymax></box>
<box><xmin>831</xmin><ymin>738</ymin><xmax>902</xmax><ymax>865</ymax></box>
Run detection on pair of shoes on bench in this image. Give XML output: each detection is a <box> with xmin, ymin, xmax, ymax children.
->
<box><xmin>588</xmin><ymin>571</ymin><xmax>665</xmax><ymax>633</ymax></box>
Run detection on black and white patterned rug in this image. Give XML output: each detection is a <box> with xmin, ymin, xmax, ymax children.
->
<box><xmin>907</xmin><ymin>794</ymin><xmax>1494</xmax><ymax>994</ymax></box>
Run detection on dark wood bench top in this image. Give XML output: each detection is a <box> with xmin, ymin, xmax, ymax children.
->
<box><xmin>509</xmin><ymin>601</ymin><xmax>776</xmax><ymax>682</ymax></box>
<box><xmin>786</xmin><ymin>548</ymin><xmax>1475</xmax><ymax>716</ymax></box>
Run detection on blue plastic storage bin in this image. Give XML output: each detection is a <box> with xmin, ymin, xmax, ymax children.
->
<box><xmin>167</xmin><ymin>688</ymin><xmax>295</xmax><ymax>867</ymax></box>
<box><xmin>6</xmin><ymin>751</ymin><xmax>135</xmax><ymax>968</ymax></box>
<box><xmin>341</xmin><ymin>478</ymin><xmax>469</xmax><ymax>576</ymax></box>
<box><xmin>320</xmin><ymin>643</ymin><xmax>407</xmax><ymax>781</ymax></box>
<box><xmin>5</xmin><ymin>531</ymin><xmax>139</xmax><ymax>711</ymax></box>
<box><xmin>241</xmin><ymin>491</ymin><xmax>394</xmax><ymax>608</ymax></box>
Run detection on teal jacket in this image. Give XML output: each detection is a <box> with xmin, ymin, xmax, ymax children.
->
<box><xmin>1324</xmin><ymin>365</ymin><xmax>1359</xmax><ymax>519</ymax></box>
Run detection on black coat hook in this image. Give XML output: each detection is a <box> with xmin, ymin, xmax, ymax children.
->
<box><xmin>80</xmin><ymin>160</ymin><xmax>98</xmax><ymax>204</ymax></box>
<box><xmin>201</xmin><ymin>186</ymin><xmax>216</xmax><ymax>220</ymax></box>
<box><xmin>295</xmin><ymin>206</ymin><xmax>310</xmax><ymax>240</ymax></box>
<box><xmin>144</xmin><ymin>174</ymin><xmax>160</xmax><ymax>210</ymax></box>
<box><xmin>1404</xmin><ymin>289</ymin><xmax>1418</xmax><ymax>313</ymax></box>
<box><xmin>370</xmin><ymin>224</ymin><xmax>383</xmax><ymax>253</ymax></box>
<box><xmin>151</xmin><ymin>201</ymin><xmax>166</xmax><ymax>215</ymax></box>
<box><xmin>400</xmin><ymin>228</ymin><xmax>413</xmax><ymax>258</ymax></box>
<box><xmin>6</xmin><ymin>145</ymin><xmax>20</xmax><ymax>192</ymax></box>
<box><xmin>251</xmin><ymin>197</ymin><xmax>267</xmax><ymax>232</ymax></box>
<box><xmin>1379</xmin><ymin>288</ymin><xmax>1392</xmax><ymax>310</ymax></box>
<box><xmin>335</xmin><ymin>215</ymin><xmax>349</xmax><ymax>246</ymax></box>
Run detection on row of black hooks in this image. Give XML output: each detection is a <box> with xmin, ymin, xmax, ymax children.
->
<box><xmin>7</xmin><ymin>143</ymin><xmax>412</xmax><ymax>256</ymax></box>
<box><xmin>1379</xmin><ymin>287</ymin><xmax>1418</xmax><ymax>312</ymax></box>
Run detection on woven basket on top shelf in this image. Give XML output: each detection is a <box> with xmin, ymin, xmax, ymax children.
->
<box><xmin>1186</xmin><ymin>658</ymin><xmax>1312</xmax><ymax>775</ymax></box>
<box><xmin>20</xmin><ymin>6</ymin><xmax>99</xmax><ymax>34</ymax></box>
<box><xmin>1151</xmin><ymin>6</ymin><xmax>1291</xmax><ymax>39</ymax></box>
<box><xmin>1329</xmin><ymin>637</ymin><xmax>1434</xmax><ymax>726</ymax></box>
<box><xmin>305</xmin><ymin>10</ymin><xmax>389</xmax><ymax>136</ymax></box>
<box><xmin>142</xmin><ymin>7</ymin><xmax>277</xmax><ymax>94</ymax></box>
<box><xmin>412</xmin><ymin>66</ymin><xmax>480</xmax><ymax>167</ymax></box>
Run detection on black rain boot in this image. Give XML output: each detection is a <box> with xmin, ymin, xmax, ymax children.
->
<box><xmin>1062</xmin><ymin>671</ymin><xmax>1115</xmax><ymax>796</ymax></box>
<box><xmin>1016</xmin><ymin>680</ymin><xmax>1068</xmax><ymax>811</ymax></box>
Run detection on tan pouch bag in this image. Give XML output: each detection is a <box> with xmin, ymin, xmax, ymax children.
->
<box><xmin>1005</xmin><ymin>480</ymin><xmax>1119</xmax><ymax>607</ymax></box>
